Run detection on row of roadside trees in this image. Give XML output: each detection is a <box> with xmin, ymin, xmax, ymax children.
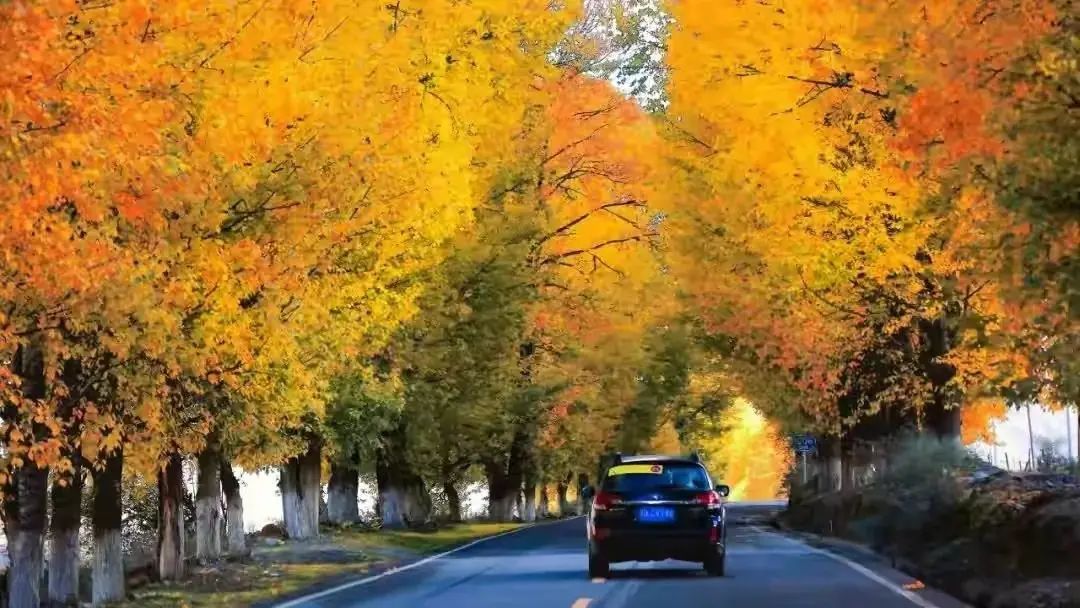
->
<box><xmin>0</xmin><ymin>2</ymin><xmax>691</xmax><ymax>606</ymax></box>
<box><xmin>2</xmin><ymin>1</ymin><xmax>1077</xmax><ymax>607</ymax></box>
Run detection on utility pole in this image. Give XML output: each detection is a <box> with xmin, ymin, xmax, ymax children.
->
<box><xmin>1026</xmin><ymin>402</ymin><xmax>1036</xmax><ymax>470</ymax></box>
<box><xmin>1067</xmin><ymin>404</ymin><xmax>1074</xmax><ymax>467</ymax></box>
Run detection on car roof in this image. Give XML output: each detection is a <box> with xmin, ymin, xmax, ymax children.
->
<box><xmin>617</xmin><ymin>454</ymin><xmax>702</xmax><ymax>465</ymax></box>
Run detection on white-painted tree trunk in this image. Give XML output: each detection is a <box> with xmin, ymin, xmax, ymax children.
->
<box><xmin>196</xmin><ymin>448</ymin><xmax>224</xmax><ymax>563</ymax></box>
<box><xmin>6</xmin><ymin>345</ymin><xmax>49</xmax><ymax>608</ymax></box>
<box><xmin>225</xmin><ymin>494</ymin><xmax>246</xmax><ymax>555</ymax></box>
<box><xmin>280</xmin><ymin>440</ymin><xmax>321</xmax><ymax>539</ymax></box>
<box><xmin>225</xmin><ymin>496</ymin><xmax>247</xmax><ymax>552</ymax></box>
<box><xmin>376</xmin><ymin>431</ymin><xmax>431</xmax><ymax>528</ymax></box>
<box><xmin>92</xmin><ymin>450</ymin><xmax>125</xmax><ymax>606</ymax></box>
<box><xmin>378</xmin><ymin>481</ymin><xmax>434</xmax><ymax>528</ymax></box>
<box><xmin>92</xmin><ymin>529</ymin><xmax>124</xmax><ymax>606</ymax></box>
<box><xmin>523</xmin><ymin>488</ymin><xmax>537</xmax><ymax>522</ymax></box>
<box><xmin>402</xmin><ymin>485</ymin><xmax>431</xmax><ymax>524</ymax></box>
<box><xmin>48</xmin><ymin>526</ymin><xmax>80</xmax><ymax>606</ymax></box>
<box><xmin>379</xmin><ymin>486</ymin><xmax>407</xmax><ymax>529</ymax></box>
<box><xmin>327</xmin><ymin>464</ymin><xmax>360</xmax><ymax>525</ymax></box>
<box><xmin>158</xmin><ymin>455</ymin><xmax>186</xmax><ymax>582</ymax></box>
<box><xmin>827</xmin><ymin>454</ymin><xmax>843</xmax><ymax>492</ymax></box>
<box><xmin>48</xmin><ymin>453</ymin><xmax>83</xmax><ymax>606</ymax></box>
<box><xmin>220</xmin><ymin>461</ymin><xmax>247</xmax><ymax>556</ymax></box>
<box><xmin>488</xmin><ymin>495</ymin><xmax>516</xmax><ymax>522</ymax></box>
<box><xmin>6</xmin><ymin>528</ymin><xmax>45</xmax><ymax>608</ymax></box>
<box><xmin>537</xmin><ymin>485</ymin><xmax>550</xmax><ymax>519</ymax></box>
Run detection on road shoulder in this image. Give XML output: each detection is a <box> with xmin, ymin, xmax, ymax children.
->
<box><xmin>764</xmin><ymin>524</ymin><xmax>972</xmax><ymax>608</ymax></box>
<box><xmin>114</xmin><ymin>522</ymin><xmax>528</xmax><ymax>608</ymax></box>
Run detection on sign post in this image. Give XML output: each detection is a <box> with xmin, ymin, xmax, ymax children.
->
<box><xmin>791</xmin><ymin>434</ymin><xmax>818</xmax><ymax>485</ymax></box>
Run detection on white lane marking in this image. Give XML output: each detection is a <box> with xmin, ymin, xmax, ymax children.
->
<box><xmin>598</xmin><ymin>565</ymin><xmax>643</xmax><ymax>608</ymax></box>
<box><xmin>748</xmin><ymin>526</ymin><xmax>945</xmax><ymax>608</ymax></box>
<box><xmin>274</xmin><ymin>517</ymin><xmax>582</xmax><ymax>608</ymax></box>
<box><xmin>725</xmin><ymin>548</ymin><xmax>819</xmax><ymax>556</ymax></box>
<box><xmin>572</xmin><ymin>599</ymin><xmax>593</xmax><ymax>608</ymax></box>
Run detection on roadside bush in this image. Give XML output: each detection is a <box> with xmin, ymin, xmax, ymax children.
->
<box><xmin>857</xmin><ymin>434</ymin><xmax>978</xmax><ymax>554</ymax></box>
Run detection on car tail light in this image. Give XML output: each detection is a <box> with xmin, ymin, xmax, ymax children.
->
<box><xmin>593</xmin><ymin>491</ymin><xmax>619</xmax><ymax>511</ymax></box>
<box><xmin>695</xmin><ymin>491</ymin><xmax>722</xmax><ymax>508</ymax></box>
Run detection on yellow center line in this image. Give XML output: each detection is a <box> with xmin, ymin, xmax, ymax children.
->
<box><xmin>572</xmin><ymin>599</ymin><xmax>593</xmax><ymax>608</ymax></box>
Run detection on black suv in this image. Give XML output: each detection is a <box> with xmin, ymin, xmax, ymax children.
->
<box><xmin>581</xmin><ymin>454</ymin><xmax>730</xmax><ymax>578</ymax></box>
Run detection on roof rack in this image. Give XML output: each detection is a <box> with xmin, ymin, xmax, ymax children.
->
<box><xmin>689</xmin><ymin>451</ymin><xmax>701</xmax><ymax>463</ymax></box>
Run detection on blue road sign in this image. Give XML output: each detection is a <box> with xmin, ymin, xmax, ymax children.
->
<box><xmin>791</xmin><ymin>435</ymin><xmax>817</xmax><ymax>454</ymax></box>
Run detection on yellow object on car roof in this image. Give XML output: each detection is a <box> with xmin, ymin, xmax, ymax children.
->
<box><xmin>607</xmin><ymin>463</ymin><xmax>664</xmax><ymax>476</ymax></box>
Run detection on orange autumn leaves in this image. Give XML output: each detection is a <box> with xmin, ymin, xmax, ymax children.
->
<box><xmin>961</xmin><ymin>399</ymin><xmax>1009</xmax><ymax>446</ymax></box>
<box><xmin>1</xmin><ymin>0</ymin><xmax>579</xmax><ymax>475</ymax></box>
<box><xmin>2</xmin><ymin>0</ymin><xmax>1073</xmax><ymax>496</ymax></box>
<box><xmin>661</xmin><ymin>0</ymin><xmax>1069</xmax><ymax>434</ymax></box>
<box><xmin>529</xmin><ymin>74</ymin><xmax>675</xmax><ymax>470</ymax></box>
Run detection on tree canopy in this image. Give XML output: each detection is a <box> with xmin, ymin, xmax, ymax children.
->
<box><xmin>0</xmin><ymin>0</ymin><xmax>1075</xmax><ymax>602</ymax></box>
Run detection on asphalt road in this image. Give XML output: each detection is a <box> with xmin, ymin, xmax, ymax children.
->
<box><xmin>275</xmin><ymin>503</ymin><xmax>968</xmax><ymax>608</ymax></box>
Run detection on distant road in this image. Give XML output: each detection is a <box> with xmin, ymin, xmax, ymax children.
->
<box><xmin>271</xmin><ymin>502</ymin><xmax>968</xmax><ymax>608</ymax></box>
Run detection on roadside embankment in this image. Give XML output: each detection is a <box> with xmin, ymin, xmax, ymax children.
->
<box><xmin>780</xmin><ymin>470</ymin><xmax>1080</xmax><ymax>608</ymax></box>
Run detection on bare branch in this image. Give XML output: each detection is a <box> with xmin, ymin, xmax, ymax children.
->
<box><xmin>533</xmin><ymin>199</ymin><xmax>646</xmax><ymax>250</ymax></box>
<box><xmin>537</xmin><ymin>233</ymin><xmax>658</xmax><ymax>267</ymax></box>
<box><xmin>543</xmin><ymin>124</ymin><xmax>608</xmax><ymax>165</ymax></box>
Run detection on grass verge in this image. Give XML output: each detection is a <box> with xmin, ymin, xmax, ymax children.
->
<box><xmin>115</xmin><ymin>522</ymin><xmax>523</xmax><ymax>608</ymax></box>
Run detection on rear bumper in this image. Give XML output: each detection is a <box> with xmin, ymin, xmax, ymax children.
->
<box><xmin>592</xmin><ymin>528</ymin><xmax>724</xmax><ymax>563</ymax></box>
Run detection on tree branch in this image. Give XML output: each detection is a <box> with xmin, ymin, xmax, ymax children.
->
<box><xmin>537</xmin><ymin>233</ymin><xmax>658</xmax><ymax>267</ymax></box>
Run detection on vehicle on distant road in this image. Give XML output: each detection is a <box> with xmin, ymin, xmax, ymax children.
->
<box><xmin>581</xmin><ymin>453</ymin><xmax>730</xmax><ymax>578</ymax></box>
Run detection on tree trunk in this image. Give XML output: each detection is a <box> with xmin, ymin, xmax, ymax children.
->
<box><xmin>443</xmin><ymin>480</ymin><xmax>462</xmax><ymax>523</ymax></box>
<box><xmin>48</xmin><ymin>357</ymin><xmax>86</xmax><ymax>608</ymax></box>
<box><xmin>5</xmin><ymin>464</ymin><xmax>49</xmax><ymax>608</ymax></box>
<box><xmin>576</xmin><ymin>472</ymin><xmax>590</xmax><ymax>514</ymax></box>
<box><xmin>195</xmin><ymin>443</ymin><xmax>224</xmax><ymax>563</ymax></box>
<box><xmin>538</xmin><ymin>484</ymin><xmax>550</xmax><ymax>519</ymax></box>
<box><xmin>437</xmin><ymin>457</ymin><xmax>469</xmax><ymax>523</ymax></box>
<box><xmin>220</xmin><ymin>460</ymin><xmax>247</xmax><ymax>556</ymax></box>
<box><xmin>822</xmin><ymin>435</ymin><xmax>843</xmax><ymax>492</ymax></box>
<box><xmin>4</xmin><ymin>341</ymin><xmax>49</xmax><ymax>608</ymax></box>
<box><xmin>522</xmin><ymin>482</ymin><xmax>537</xmax><ymax>523</ymax></box>
<box><xmin>376</xmin><ymin>425</ymin><xmax>431</xmax><ymax>528</ymax></box>
<box><xmin>280</xmin><ymin>439</ymin><xmax>321</xmax><ymax>540</ymax></box>
<box><xmin>484</xmin><ymin>429</ymin><xmax>529</xmax><ymax>522</ymax></box>
<box><xmin>48</xmin><ymin>463</ymin><xmax>83</xmax><ymax>607</ymax></box>
<box><xmin>327</xmin><ymin>462</ymin><xmax>361</xmax><ymax>525</ymax></box>
<box><xmin>92</xmin><ymin>449</ymin><xmax>124</xmax><ymax>606</ymax></box>
<box><xmin>484</xmin><ymin>462</ymin><xmax>517</xmax><ymax>522</ymax></box>
<box><xmin>922</xmin><ymin>317</ymin><xmax>961</xmax><ymax>441</ymax></box>
<box><xmin>557</xmin><ymin>473</ymin><xmax>571</xmax><ymax>516</ymax></box>
<box><xmin>158</xmin><ymin>453</ymin><xmax>186</xmax><ymax>582</ymax></box>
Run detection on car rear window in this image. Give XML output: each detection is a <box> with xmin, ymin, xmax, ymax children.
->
<box><xmin>601</xmin><ymin>462</ymin><xmax>711</xmax><ymax>493</ymax></box>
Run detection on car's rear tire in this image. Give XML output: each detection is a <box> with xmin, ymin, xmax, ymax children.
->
<box><xmin>704</xmin><ymin>550</ymin><xmax>726</xmax><ymax>576</ymax></box>
<box><xmin>588</xmin><ymin>549</ymin><xmax>610</xmax><ymax>578</ymax></box>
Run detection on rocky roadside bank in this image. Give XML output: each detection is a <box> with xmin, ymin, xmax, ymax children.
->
<box><xmin>780</xmin><ymin>471</ymin><xmax>1080</xmax><ymax>608</ymax></box>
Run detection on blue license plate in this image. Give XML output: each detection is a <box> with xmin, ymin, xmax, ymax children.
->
<box><xmin>636</xmin><ymin>506</ymin><xmax>675</xmax><ymax>523</ymax></box>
